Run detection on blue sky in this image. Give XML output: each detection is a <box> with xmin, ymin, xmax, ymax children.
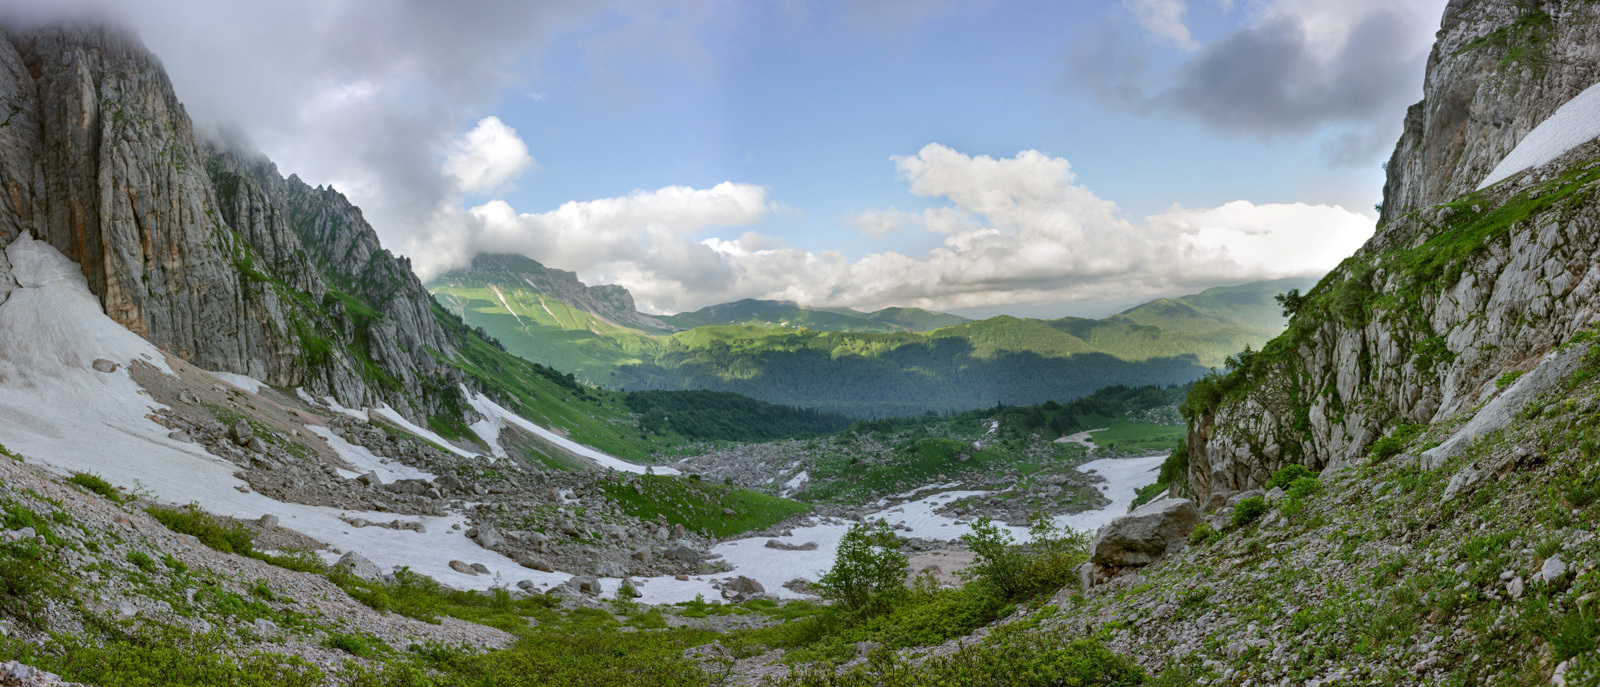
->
<box><xmin>69</xmin><ymin>0</ymin><xmax>1447</xmax><ymax>317</ymax></box>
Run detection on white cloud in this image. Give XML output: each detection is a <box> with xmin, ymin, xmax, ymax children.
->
<box><xmin>416</xmin><ymin>143</ymin><xmax>1372</xmax><ymax>315</ymax></box>
<box><xmin>1124</xmin><ymin>0</ymin><xmax>1198</xmax><ymax>50</ymax></box>
<box><xmin>444</xmin><ymin>116</ymin><xmax>538</xmax><ymax>194</ymax></box>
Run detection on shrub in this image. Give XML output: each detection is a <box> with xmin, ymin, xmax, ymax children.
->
<box><xmin>1189</xmin><ymin>522</ymin><xmax>1220</xmax><ymax>546</ymax></box>
<box><xmin>1497</xmin><ymin>370</ymin><xmax>1526</xmax><ymax>389</ymax></box>
<box><xmin>67</xmin><ymin>473</ymin><xmax>122</xmax><ymax>502</ymax></box>
<box><xmin>146</xmin><ymin>504</ymin><xmax>256</xmax><ymax>556</ymax></box>
<box><xmin>772</xmin><ymin>628</ymin><xmax>1144</xmax><ymax>686</ymax></box>
<box><xmin>961</xmin><ymin>517</ymin><xmax>1028</xmax><ymax>599</ymax></box>
<box><xmin>0</xmin><ymin>540</ymin><xmax>62</xmax><ymax>624</ymax></box>
<box><xmin>321</xmin><ymin>632</ymin><xmax>376</xmax><ymax>657</ymax></box>
<box><xmin>1230</xmin><ymin>496</ymin><xmax>1268</xmax><ymax>529</ymax></box>
<box><xmin>1370</xmin><ymin>424</ymin><xmax>1425</xmax><ymax>462</ymax></box>
<box><xmin>815</xmin><ymin>521</ymin><xmax>908</xmax><ymax>614</ymax></box>
<box><xmin>1264</xmin><ymin>464</ymin><xmax>1316</xmax><ymax>491</ymax></box>
<box><xmin>1280</xmin><ymin>476</ymin><xmax>1324</xmax><ymax>518</ymax></box>
<box><xmin>128</xmin><ymin>551</ymin><xmax>156</xmax><ymax>572</ymax></box>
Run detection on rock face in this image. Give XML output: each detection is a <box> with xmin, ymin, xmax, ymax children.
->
<box><xmin>429</xmin><ymin>253</ymin><xmax>677</xmax><ymax>334</ymax></box>
<box><xmin>1186</xmin><ymin>0</ymin><xmax>1600</xmax><ymax>506</ymax></box>
<box><xmin>1090</xmin><ymin>499</ymin><xmax>1199</xmax><ymax>567</ymax></box>
<box><xmin>0</xmin><ymin>24</ymin><xmax>469</xmax><ymax>424</ymax></box>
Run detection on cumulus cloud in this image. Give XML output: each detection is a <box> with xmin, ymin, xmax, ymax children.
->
<box><xmin>444</xmin><ymin>117</ymin><xmax>538</xmax><ymax>194</ymax></box>
<box><xmin>1084</xmin><ymin>0</ymin><xmax>1445</xmax><ymax>164</ymax></box>
<box><xmin>1124</xmin><ymin>0</ymin><xmax>1198</xmax><ymax>50</ymax></box>
<box><xmin>431</xmin><ymin>143</ymin><xmax>1372</xmax><ymax>314</ymax></box>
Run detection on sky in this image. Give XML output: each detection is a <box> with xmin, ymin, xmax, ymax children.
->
<box><xmin>9</xmin><ymin>0</ymin><xmax>1449</xmax><ymax>318</ymax></box>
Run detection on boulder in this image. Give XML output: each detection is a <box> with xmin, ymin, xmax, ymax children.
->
<box><xmin>569</xmin><ymin>575</ymin><xmax>602</xmax><ymax>596</ymax></box>
<box><xmin>1442</xmin><ymin>463</ymin><xmax>1487</xmax><ymax>501</ymax></box>
<box><xmin>257</xmin><ymin>514</ymin><xmax>279</xmax><ymax>529</ymax></box>
<box><xmin>1090</xmin><ymin>498</ymin><xmax>1200</xmax><ymax>567</ymax></box>
<box><xmin>765</xmin><ymin>539</ymin><xmax>819</xmax><ymax>551</ymax></box>
<box><xmin>630</xmin><ymin>548</ymin><xmax>653</xmax><ymax>564</ymax></box>
<box><xmin>1539</xmin><ymin>556</ymin><xmax>1569</xmax><ymax>584</ymax></box>
<box><xmin>229</xmin><ymin>420</ymin><xmax>255</xmax><ymax>446</ymax></box>
<box><xmin>595</xmin><ymin>561</ymin><xmax>628</xmax><ymax>578</ymax></box>
<box><xmin>470</xmin><ymin>523</ymin><xmax>505</xmax><ymax>549</ymax></box>
<box><xmin>518</xmin><ymin>556</ymin><xmax>555</xmax><ymax>572</ymax></box>
<box><xmin>334</xmin><ymin>552</ymin><xmax>383</xmax><ymax>581</ymax></box>
<box><xmin>92</xmin><ymin>358</ymin><xmax>118</xmax><ymax>373</ymax></box>
<box><xmin>516</xmin><ymin>580</ymin><xmax>539</xmax><ymax>593</ymax></box>
<box><xmin>665</xmin><ymin>544</ymin><xmax>705</xmax><ymax>563</ymax></box>
<box><xmin>448</xmin><ymin>560</ymin><xmax>478</xmax><ymax>575</ymax></box>
<box><xmin>727</xmin><ymin>576</ymin><xmax>764</xmax><ymax>595</ymax></box>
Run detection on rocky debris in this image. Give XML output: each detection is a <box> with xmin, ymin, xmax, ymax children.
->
<box><xmin>1090</xmin><ymin>498</ymin><xmax>1199</xmax><ymax>568</ymax></box>
<box><xmin>0</xmin><ymin>661</ymin><xmax>82</xmax><ymax>687</ymax></box>
<box><xmin>568</xmin><ymin>575</ymin><xmax>602</xmax><ymax>596</ymax></box>
<box><xmin>334</xmin><ymin>552</ymin><xmax>384</xmax><ymax>581</ymax></box>
<box><xmin>517</xmin><ymin>556</ymin><xmax>554</xmax><ymax>573</ymax></box>
<box><xmin>467</xmin><ymin>523</ymin><xmax>504</xmax><ymax>549</ymax></box>
<box><xmin>1441</xmin><ymin>463</ymin><xmax>1488</xmax><ymax>501</ymax></box>
<box><xmin>447</xmin><ymin>560</ymin><xmax>478</xmax><ymax>575</ymax></box>
<box><xmin>764</xmin><ymin>539</ymin><xmax>819</xmax><ymax>551</ymax></box>
<box><xmin>90</xmin><ymin>359</ymin><xmax>117</xmax><ymax>373</ymax></box>
<box><xmin>228</xmin><ymin>420</ymin><xmax>255</xmax><ymax>447</ymax></box>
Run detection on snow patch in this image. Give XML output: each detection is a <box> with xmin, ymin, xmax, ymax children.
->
<box><xmin>207</xmin><ymin>370</ymin><xmax>264</xmax><ymax>394</ymax></box>
<box><xmin>461</xmin><ymin>387</ymin><xmax>678</xmax><ymax>475</ymax></box>
<box><xmin>306</xmin><ymin>425</ymin><xmax>435</xmax><ymax>483</ymax></box>
<box><xmin>370</xmin><ymin>405</ymin><xmax>478</xmax><ymax>459</ymax></box>
<box><xmin>321</xmin><ymin>396</ymin><xmax>369</xmax><ymax>421</ymax></box>
<box><xmin>1480</xmin><ymin>80</ymin><xmax>1600</xmax><ymax>189</ymax></box>
<box><xmin>782</xmin><ymin>470</ymin><xmax>809</xmax><ymax>496</ymax></box>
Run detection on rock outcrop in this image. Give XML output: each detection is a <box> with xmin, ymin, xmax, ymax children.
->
<box><xmin>1187</xmin><ymin>0</ymin><xmax>1600</xmax><ymax>508</ymax></box>
<box><xmin>0</xmin><ymin>23</ymin><xmax>469</xmax><ymax>423</ymax></box>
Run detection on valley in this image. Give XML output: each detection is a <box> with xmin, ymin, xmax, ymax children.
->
<box><xmin>2</xmin><ymin>1</ymin><xmax>1600</xmax><ymax>686</ymax></box>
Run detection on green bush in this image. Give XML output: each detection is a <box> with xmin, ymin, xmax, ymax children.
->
<box><xmin>772</xmin><ymin>627</ymin><xmax>1144</xmax><ymax>686</ymax></box>
<box><xmin>961</xmin><ymin>517</ymin><xmax>1028</xmax><ymax>599</ymax></box>
<box><xmin>0</xmin><ymin>540</ymin><xmax>62</xmax><ymax>624</ymax></box>
<box><xmin>146</xmin><ymin>504</ymin><xmax>256</xmax><ymax>556</ymax></box>
<box><xmin>1188</xmin><ymin>522</ymin><xmax>1222</xmax><ymax>546</ymax></box>
<box><xmin>815</xmin><ymin>521</ymin><xmax>908</xmax><ymax>614</ymax></box>
<box><xmin>127</xmin><ymin>551</ymin><xmax>156</xmax><ymax>572</ymax></box>
<box><xmin>1229</xmin><ymin>496</ymin><xmax>1268</xmax><ymax>529</ymax></box>
<box><xmin>1497</xmin><ymin>370</ymin><xmax>1526</xmax><ymax>389</ymax></box>
<box><xmin>1369</xmin><ymin>424</ymin><xmax>1425</xmax><ymax>462</ymax></box>
<box><xmin>68</xmin><ymin>473</ymin><xmax>122</xmax><ymax>502</ymax></box>
<box><xmin>1264</xmin><ymin>464</ymin><xmax>1316</xmax><ymax>491</ymax></box>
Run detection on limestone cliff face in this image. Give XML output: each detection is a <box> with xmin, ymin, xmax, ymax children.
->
<box><xmin>0</xmin><ymin>24</ymin><xmax>464</xmax><ymax>423</ymax></box>
<box><xmin>1187</xmin><ymin>0</ymin><xmax>1600</xmax><ymax>509</ymax></box>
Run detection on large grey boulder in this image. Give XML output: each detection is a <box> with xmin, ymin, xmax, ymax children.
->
<box><xmin>468</xmin><ymin>523</ymin><xmax>505</xmax><ymax>549</ymax></box>
<box><xmin>1090</xmin><ymin>498</ymin><xmax>1200</xmax><ymax>567</ymax></box>
<box><xmin>334</xmin><ymin>551</ymin><xmax>383</xmax><ymax>581</ymax></box>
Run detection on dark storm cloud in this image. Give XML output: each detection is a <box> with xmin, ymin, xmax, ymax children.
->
<box><xmin>1069</xmin><ymin>1</ymin><xmax>1440</xmax><ymax>166</ymax></box>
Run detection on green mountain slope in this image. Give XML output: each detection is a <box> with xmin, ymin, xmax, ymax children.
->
<box><xmin>657</xmin><ymin>298</ymin><xmax>970</xmax><ymax>332</ymax></box>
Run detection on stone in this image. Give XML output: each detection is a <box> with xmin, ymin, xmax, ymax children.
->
<box><xmin>665</xmin><ymin>544</ymin><xmax>706</xmax><ymax>562</ymax></box>
<box><xmin>595</xmin><ymin>561</ymin><xmax>628</xmax><ymax>578</ymax></box>
<box><xmin>257</xmin><ymin>514</ymin><xmax>278</xmax><ymax>529</ymax></box>
<box><xmin>518</xmin><ymin>556</ymin><xmax>555</xmax><ymax>572</ymax></box>
<box><xmin>229</xmin><ymin>420</ymin><xmax>255</xmax><ymax>446</ymax></box>
<box><xmin>727</xmin><ymin>576</ymin><xmax>764</xmax><ymax>595</ymax></box>
<box><xmin>334</xmin><ymin>551</ymin><xmax>383</xmax><ymax>581</ymax></box>
<box><xmin>448</xmin><ymin>560</ymin><xmax>478</xmax><ymax>575</ymax></box>
<box><xmin>516</xmin><ymin>580</ymin><xmax>539</xmax><ymax>593</ymax></box>
<box><xmin>1441</xmin><ymin>463</ymin><xmax>1487</xmax><ymax>501</ymax></box>
<box><xmin>675</xmin><ymin>574</ymin><xmax>690</xmax><ymax>581</ymax></box>
<box><xmin>92</xmin><ymin>358</ymin><xmax>117</xmax><ymax>373</ymax></box>
<box><xmin>1090</xmin><ymin>498</ymin><xmax>1200</xmax><ymax>567</ymax></box>
<box><xmin>357</xmin><ymin>472</ymin><xmax>382</xmax><ymax>487</ymax></box>
<box><xmin>1540</xmin><ymin>556</ymin><xmax>1569</xmax><ymax>584</ymax></box>
<box><xmin>1508</xmin><ymin>576</ymin><xmax>1525</xmax><ymax>599</ymax></box>
<box><xmin>765</xmin><ymin>539</ymin><xmax>819</xmax><ymax>551</ymax></box>
<box><xmin>116</xmin><ymin>601</ymin><xmax>136</xmax><ymax>616</ymax></box>
<box><xmin>1264</xmin><ymin>486</ymin><xmax>1285</xmax><ymax>503</ymax></box>
<box><xmin>470</xmin><ymin>522</ymin><xmax>505</xmax><ymax>549</ymax></box>
<box><xmin>630</xmin><ymin>548</ymin><xmax>653</xmax><ymax>564</ymax></box>
<box><xmin>569</xmin><ymin>575</ymin><xmax>602</xmax><ymax>596</ymax></box>
<box><xmin>470</xmin><ymin>563</ymin><xmax>491</xmax><ymax>575</ymax></box>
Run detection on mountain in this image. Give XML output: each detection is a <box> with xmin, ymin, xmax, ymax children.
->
<box><xmin>658</xmin><ymin>298</ymin><xmax>970</xmax><ymax>332</ymax></box>
<box><xmin>431</xmin><ymin>253</ymin><xmax>676</xmax><ymax>335</ymax></box>
<box><xmin>1181</xmin><ymin>0</ymin><xmax>1600</xmax><ymax>507</ymax></box>
<box><xmin>613</xmin><ymin>278</ymin><xmax>1312</xmax><ymax>416</ymax></box>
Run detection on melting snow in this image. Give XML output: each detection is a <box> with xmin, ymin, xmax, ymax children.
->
<box><xmin>1480</xmin><ymin>80</ymin><xmax>1600</xmax><ymax>189</ymax></box>
<box><xmin>306</xmin><ymin>425</ymin><xmax>435</xmax><ymax>483</ymax></box>
<box><xmin>208</xmin><ymin>370</ymin><xmax>265</xmax><ymax>394</ymax></box>
<box><xmin>782</xmin><ymin>470</ymin><xmax>809</xmax><ymax>496</ymax></box>
<box><xmin>370</xmin><ymin>405</ymin><xmax>479</xmax><ymax>459</ymax></box>
<box><xmin>462</xmin><ymin>387</ymin><xmax>679</xmax><ymax>475</ymax></box>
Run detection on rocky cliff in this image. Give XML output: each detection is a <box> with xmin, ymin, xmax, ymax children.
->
<box><xmin>0</xmin><ymin>24</ymin><xmax>465</xmax><ymax>422</ymax></box>
<box><xmin>1185</xmin><ymin>0</ymin><xmax>1600</xmax><ymax>509</ymax></box>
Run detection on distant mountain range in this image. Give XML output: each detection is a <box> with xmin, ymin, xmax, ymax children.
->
<box><xmin>427</xmin><ymin>254</ymin><xmax>1314</xmax><ymax>416</ymax></box>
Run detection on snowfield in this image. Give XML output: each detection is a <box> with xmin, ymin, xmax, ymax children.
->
<box><xmin>0</xmin><ymin>231</ymin><xmax>1163</xmax><ymax>603</ymax></box>
<box><xmin>1480</xmin><ymin>80</ymin><xmax>1600</xmax><ymax>189</ymax></box>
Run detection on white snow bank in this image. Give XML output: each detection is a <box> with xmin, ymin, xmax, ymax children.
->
<box><xmin>207</xmin><ymin>370</ymin><xmax>264</xmax><ymax>394</ymax></box>
<box><xmin>631</xmin><ymin>454</ymin><xmax>1165</xmax><ymax>605</ymax></box>
<box><xmin>1480</xmin><ymin>80</ymin><xmax>1600</xmax><ymax>189</ymax></box>
<box><xmin>782</xmin><ymin>470</ymin><xmax>809</xmax><ymax>497</ymax></box>
<box><xmin>0</xmin><ymin>233</ymin><xmax>172</xmax><ymax>385</ymax></box>
<box><xmin>461</xmin><ymin>386</ymin><xmax>678</xmax><ymax>475</ymax></box>
<box><xmin>295</xmin><ymin>388</ymin><xmax>327</xmax><ymax>408</ymax></box>
<box><xmin>306</xmin><ymin>425</ymin><xmax>435</xmax><ymax>483</ymax></box>
<box><xmin>0</xmin><ymin>235</ymin><xmax>567</xmax><ymax>592</ymax></box>
<box><xmin>469</xmin><ymin>418</ymin><xmax>509</xmax><ymax>459</ymax></box>
<box><xmin>321</xmin><ymin>396</ymin><xmax>369</xmax><ymax>421</ymax></box>
<box><xmin>370</xmin><ymin>405</ymin><xmax>479</xmax><ymax>459</ymax></box>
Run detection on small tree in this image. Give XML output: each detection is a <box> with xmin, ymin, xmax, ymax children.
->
<box><xmin>816</xmin><ymin>521</ymin><xmax>907</xmax><ymax>613</ymax></box>
<box><xmin>961</xmin><ymin>517</ymin><xmax>1027</xmax><ymax>599</ymax></box>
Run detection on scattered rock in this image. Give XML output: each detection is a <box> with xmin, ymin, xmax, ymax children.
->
<box><xmin>765</xmin><ymin>539</ymin><xmax>819</xmax><ymax>551</ymax></box>
<box><xmin>335</xmin><ymin>552</ymin><xmax>384</xmax><ymax>581</ymax></box>
<box><xmin>91</xmin><ymin>359</ymin><xmax>118</xmax><ymax>373</ymax></box>
<box><xmin>1539</xmin><ymin>556</ymin><xmax>1569</xmax><ymax>584</ymax></box>
<box><xmin>228</xmin><ymin>420</ymin><xmax>254</xmax><ymax>446</ymax></box>
<box><xmin>517</xmin><ymin>555</ymin><xmax>555</xmax><ymax>572</ymax></box>
<box><xmin>448</xmin><ymin>560</ymin><xmax>478</xmax><ymax>575</ymax></box>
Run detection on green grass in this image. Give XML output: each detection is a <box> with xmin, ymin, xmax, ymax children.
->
<box><xmin>1087</xmin><ymin>417</ymin><xmax>1187</xmax><ymax>454</ymax></box>
<box><xmin>599</xmin><ymin>475</ymin><xmax>810</xmax><ymax>538</ymax></box>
